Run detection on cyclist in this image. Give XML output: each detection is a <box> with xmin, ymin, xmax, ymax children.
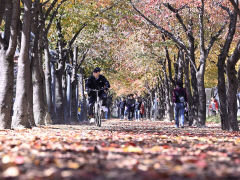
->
<box><xmin>85</xmin><ymin>67</ymin><xmax>110</xmax><ymax>123</ymax></box>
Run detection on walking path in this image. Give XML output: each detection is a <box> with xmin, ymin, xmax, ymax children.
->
<box><xmin>1</xmin><ymin>119</ymin><xmax>240</xmax><ymax>179</ymax></box>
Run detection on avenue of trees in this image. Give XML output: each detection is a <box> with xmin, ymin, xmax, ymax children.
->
<box><xmin>0</xmin><ymin>0</ymin><xmax>240</xmax><ymax>131</ymax></box>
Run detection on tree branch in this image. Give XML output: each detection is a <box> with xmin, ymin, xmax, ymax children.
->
<box><xmin>46</xmin><ymin>0</ymin><xmax>67</xmax><ymax>33</ymax></box>
<box><xmin>206</xmin><ymin>22</ymin><xmax>227</xmax><ymax>56</ymax></box>
<box><xmin>6</xmin><ymin>0</ymin><xmax>20</xmax><ymax>56</ymax></box>
<box><xmin>229</xmin><ymin>0</ymin><xmax>240</xmax><ymax>17</ymax></box>
<box><xmin>130</xmin><ymin>0</ymin><xmax>187</xmax><ymax>53</ymax></box>
<box><xmin>0</xmin><ymin>0</ymin><xmax>6</xmax><ymax>25</ymax></box>
<box><xmin>45</xmin><ymin>0</ymin><xmax>58</xmax><ymax>19</ymax></box>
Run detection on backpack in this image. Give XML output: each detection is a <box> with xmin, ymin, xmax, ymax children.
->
<box><xmin>175</xmin><ymin>90</ymin><xmax>185</xmax><ymax>103</ymax></box>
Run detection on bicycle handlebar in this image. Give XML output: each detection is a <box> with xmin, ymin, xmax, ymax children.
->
<box><xmin>88</xmin><ymin>88</ymin><xmax>108</xmax><ymax>92</ymax></box>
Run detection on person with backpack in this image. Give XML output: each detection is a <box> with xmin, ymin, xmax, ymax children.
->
<box><xmin>172</xmin><ymin>81</ymin><xmax>188</xmax><ymax>128</ymax></box>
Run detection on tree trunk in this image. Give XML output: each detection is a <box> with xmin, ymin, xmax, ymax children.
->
<box><xmin>71</xmin><ymin>75</ymin><xmax>78</xmax><ymax>122</ymax></box>
<box><xmin>12</xmin><ymin>0</ymin><xmax>32</xmax><ymax>129</ymax></box>
<box><xmin>0</xmin><ymin>53</ymin><xmax>14</xmax><ymax>129</ymax></box>
<box><xmin>184</xmin><ymin>56</ymin><xmax>194</xmax><ymax>126</ymax></box>
<box><xmin>44</xmin><ymin>40</ymin><xmax>55</xmax><ymax>120</ymax></box>
<box><xmin>0</xmin><ymin>0</ymin><xmax>20</xmax><ymax>129</ymax></box>
<box><xmin>217</xmin><ymin>8</ymin><xmax>237</xmax><ymax>130</ymax></box>
<box><xmin>79</xmin><ymin>69</ymin><xmax>87</xmax><ymax>121</ymax></box>
<box><xmin>196</xmin><ymin>62</ymin><xmax>207</xmax><ymax>126</ymax></box>
<box><xmin>66</xmin><ymin>70</ymin><xmax>72</xmax><ymax>122</ymax></box>
<box><xmin>177</xmin><ymin>50</ymin><xmax>184</xmax><ymax>82</ymax></box>
<box><xmin>55</xmin><ymin>69</ymin><xmax>65</xmax><ymax>124</ymax></box>
<box><xmin>226</xmin><ymin>41</ymin><xmax>240</xmax><ymax>131</ymax></box>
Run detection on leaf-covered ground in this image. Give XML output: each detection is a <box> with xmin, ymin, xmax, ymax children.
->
<box><xmin>1</xmin><ymin>119</ymin><xmax>240</xmax><ymax>180</ymax></box>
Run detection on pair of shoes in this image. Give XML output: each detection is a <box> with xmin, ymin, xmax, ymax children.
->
<box><xmin>175</xmin><ymin>125</ymin><xmax>179</xmax><ymax>128</ymax></box>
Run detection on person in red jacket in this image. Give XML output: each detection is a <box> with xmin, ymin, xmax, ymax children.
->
<box><xmin>209</xmin><ymin>97</ymin><xmax>219</xmax><ymax>116</ymax></box>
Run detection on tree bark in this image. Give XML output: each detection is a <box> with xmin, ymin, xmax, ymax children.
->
<box><xmin>55</xmin><ymin>68</ymin><xmax>65</xmax><ymax>124</ymax></box>
<box><xmin>12</xmin><ymin>0</ymin><xmax>32</xmax><ymax>129</ymax></box>
<box><xmin>79</xmin><ymin>68</ymin><xmax>87</xmax><ymax>121</ymax></box>
<box><xmin>0</xmin><ymin>0</ymin><xmax>19</xmax><ymax>129</ymax></box>
<box><xmin>226</xmin><ymin>41</ymin><xmax>240</xmax><ymax>131</ymax></box>
<box><xmin>217</xmin><ymin>6</ymin><xmax>237</xmax><ymax>130</ymax></box>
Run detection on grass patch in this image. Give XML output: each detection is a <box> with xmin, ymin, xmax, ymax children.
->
<box><xmin>206</xmin><ymin>114</ymin><xmax>221</xmax><ymax>123</ymax></box>
<box><xmin>207</xmin><ymin>115</ymin><xmax>240</xmax><ymax>123</ymax></box>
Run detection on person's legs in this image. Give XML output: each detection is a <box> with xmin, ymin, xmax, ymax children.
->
<box><xmin>138</xmin><ymin>110</ymin><xmax>141</xmax><ymax>120</ymax></box>
<box><xmin>179</xmin><ymin>103</ymin><xmax>185</xmax><ymax>127</ymax></box>
<box><xmin>174</xmin><ymin>103</ymin><xmax>180</xmax><ymax>128</ymax></box>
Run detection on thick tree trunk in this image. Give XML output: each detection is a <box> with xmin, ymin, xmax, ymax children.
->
<box><xmin>12</xmin><ymin>0</ymin><xmax>32</xmax><ymax>129</ymax></box>
<box><xmin>217</xmin><ymin>8</ymin><xmax>237</xmax><ymax>130</ymax></box>
<box><xmin>28</xmin><ymin>57</ymin><xmax>36</xmax><ymax>127</ymax></box>
<box><xmin>62</xmin><ymin>73</ymin><xmax>68</xmax><ymax>123</ymax></box>
<box><xmin>51</xmin><ymin>62</ymin><xmax>56</xmax><ymax>114</ymax></box>
<box><xmin>196</xmin><ymin>62</ymin><xmax>207</xmax><ymax>126</ymax></box>
<box><xmin>177</xmin><ymin>50</ymin><xmax>184</xmax><ymax>83</ymax></box>
<box><xmin>44</xmin><ymin>42</ymin><xmax>55</xmax><ymax>120</ymax></box>
<box><xmin>66</xmin><ymin>70</ymin><xmax>72</xmax><ymax>122</ymax></box>
<box><xmin>0</xmin><ymin>0</ymin><xmax>20</xmax><ymax>129</ymax></box>
<box><xmin>226</xmin><ymin>41</ymin><xmax>240</xmax><ymax>131</ymax></box>
<box><xmin>71</xmin><ymin>77</ymin><xmax>78</xmax><ymax>122</ymax></box>
<box><xmin>0</xmin><ymin>53</ymin><xmax>14</xmax><ymax>129</ymax></box>
<box><xmin>184</xmin><ymin>56</ymin><xmax>194</xmax><ymax>126</ymax></box>
<box><xmin>55</xmin><ymin>70</ymin><xmax>65</xmax><ymax>124</ymax></box>
<box><xmin>79</xmin><ymin>69</ymin><xmax>87</xmax><ymax>121</ymax></box>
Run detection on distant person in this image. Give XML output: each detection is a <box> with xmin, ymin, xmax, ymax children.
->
<box><xmin>172</xmin><ymin>81</ymin><xmax>188</xmax><ymax>128</ymax></box>
<box><xmin>119</xmin><ymin>97</ymin><xmax>126</xmax><ymax>120</ymax></box>
<box><xmin>140</xmin><ymin>101</ymin><xmax>145</xmax><ymax>119</ymax></box>
<box><xmin>135</xmin><ymin>97</ymin><xmax>142</xmax><ymax>121</ymax></box>
<box><xmin>209</xmin><ymin>97</ymin><xmax>218</xmax><ymax>116</ymax></box>
<box><xmin>85</xmin><ymin>67</ymin><xmax>110</xmax><ymax>123</ymax></box>
<box><xmin>126</xmin><ymin>94</ymin><xmax>135</xmax><ymax>121</ymax></box>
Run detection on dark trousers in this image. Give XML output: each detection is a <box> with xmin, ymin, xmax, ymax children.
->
<box><xmin>120</xmin><ymin>108</ymin><xmax>125</xmax><ymax>119</ymax></box>
<box><xmin>89</xmin><ymin>92</ymin><xmax>107</xmax><ymax>117</ymax></box>
<box><xmin>128</xmin><ymin>108</ymin><xmax>134</xmax><ymax>120</ymax></box>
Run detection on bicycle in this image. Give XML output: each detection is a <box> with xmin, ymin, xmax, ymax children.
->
<box><xmin>89</xmin><ymin>88</ymin><xmax>106</xmax><ymax>127</ymax></box>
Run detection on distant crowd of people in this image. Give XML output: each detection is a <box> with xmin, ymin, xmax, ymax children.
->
<box><xmin>118</xmin><ymin>94</ymin><xmax>145</xmax><ymax>121</ymax></box>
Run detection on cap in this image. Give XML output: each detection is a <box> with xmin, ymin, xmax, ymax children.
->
<box><xmin>93</xmin><ymin>67</ymin><xmax>101</xmax><ymax>73</ymax></box>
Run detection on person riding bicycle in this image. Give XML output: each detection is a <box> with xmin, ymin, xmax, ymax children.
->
<box><xmin>85</xmin><ymin>67</ymin><xmax>110</xmax><ymax>123</ymax></box>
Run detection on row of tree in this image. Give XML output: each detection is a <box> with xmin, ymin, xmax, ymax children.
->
<box><xmin>127</xmin><ymin>0</ymin><xmax>240</xmax><ymax>131</ymax></box>
<box><xmin>0</xmin><ymin>0</ymin><xmax>125</xmax><ymax>129</ymax></box>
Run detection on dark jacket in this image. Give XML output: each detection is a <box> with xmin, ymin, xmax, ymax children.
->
<box><xmin>172</xmin><ymin>87</ymin><xmax>187</xmax><ymax>103</ymax></box>
<box><xmin>126</xmin><ymin>99</ymin><xmax>135</xmax><ymax>110</ymax></box>
<box><xmin>85</xmin><ymin>75</ymin><xmax>110</xmax><ymax>96</ymax></box>
<box><xmin>119</xmin><ymin>100</ymin><xmax>126</xmax><ymax>109</ymax></box>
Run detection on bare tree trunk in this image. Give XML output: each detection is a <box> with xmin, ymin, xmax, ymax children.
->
<box><xmin>32</xmin><ymin>2</ymin><xmax>47</xmax><ymax>126</ymax></box>
<box><xmin>0</xmin><ymin>0</ymin><xmax>20</xmax><ymax>129</ymax></box>
<box><xmin>184</xmin><ymin>56</ymin><xmax>194</xmax><ymax>126</ymax></box>
<box><xmin>79</xmin><ymin>68</ymin><xmax>87</xmax><ymax>121</ymax></box>
<box><xmin>44</xmin><ymin>44</ymin><xmax>55</xmax><ymax>121</ymax></box>
<box><xmin>226</xmin><ymin>41</ymin><xmax>240</xmax><ymax>131</ymax></box>
<box><xmin>177</xmin><ymin>50</ymin><xmax>184</xmax><ymax>82</ymax></box>
<box><xmin>66</xmin><ymin>69</ymin><xmax>71</xmax><ymax>122</ymax></box>
<box><xmin>163</xmin><ymin>60</ymin><xmax>172</xmax><ymax>121</ymax></box>
<box><xmin>12</xmin><ymin>0</ymin><xmax>32</xmax><ymax>129</ymax></box>
<box><xmin>217</xmin><ymin>6</ymin><xmax>237</xmax><ymax>130</ymax></box>
<box><xmin>196</xmin><ymin>62</ymin><xmax>207</xmax><ymax>126</ymax></box>
<box><xmin>71</xmin><ymin>47</ymin><xmax>79</xmax><ymax>122</ymax></box>
<box><xmin>55</xmin><ymin>69</ymin><xmax>64</xmax><ymax>124</ymax></box>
